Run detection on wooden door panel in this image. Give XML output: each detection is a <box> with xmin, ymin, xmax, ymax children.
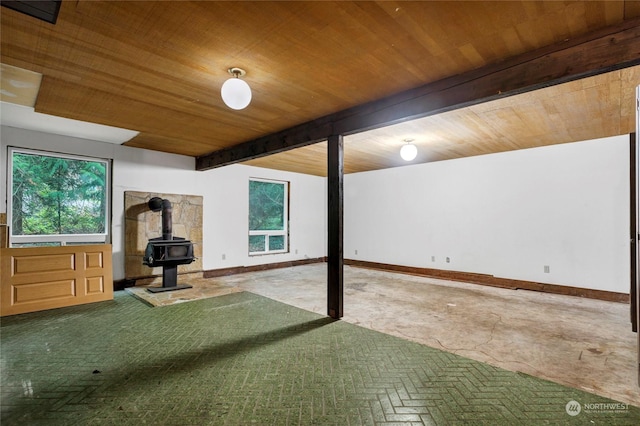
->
<box><xmin>1</xmin><ymin>245</ymin><xmax>113</xmax><ymax>316</ymax></box>
<box><xmin>13</xmin><ymin>253</ymin><xmax>75</xmax><ymax>274</ymax></box>
<box><xmin>14</xmin><ymin>280</ymin><xmax>76</xmax><ymax>303</ymax></box>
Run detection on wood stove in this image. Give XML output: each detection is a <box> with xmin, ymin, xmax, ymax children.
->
<box><xmin>142</xmin><ymin>197</ymin><xmax>195</xmax><ymax>293</ymax></box>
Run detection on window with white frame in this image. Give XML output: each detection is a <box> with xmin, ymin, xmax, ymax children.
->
<box><xmin>8</xmin><ymin>147</ymin><xmax>110</xmax><ymax>247</ymax></box>
<box><xmin>248</xmin><ymin>178</ymin><xmax>289</xmax><ymax>255</ymax></box>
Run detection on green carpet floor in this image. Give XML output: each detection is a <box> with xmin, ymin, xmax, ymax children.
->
<box><xmin>1</xmin><ymin>291</ymin><xmax>639</xmax><ymax>425</ymax></box>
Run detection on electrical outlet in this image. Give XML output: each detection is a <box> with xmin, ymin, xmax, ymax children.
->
<box><xmin>544</xmin><ymin>265</ymin><xmax>550</xmax><ymax>273</ymax></box>
<box><xmin>446</xmin><ymin>257</ymin><xmax>450</xmax><ymax>263</ymax></box>
<box><xmin>222</xmin><ymin>254</ymin><xmax>226</xmax><ymax>260</ymax></box>
<box><xmin>431</xmin><ymin>256</ymin><xmax>435</xmax><ymax>262</ymax></box>
<box><xmin>355</xmin><ymin>249</ymin><xmax>358</xmax><ymax>255</ymax></box>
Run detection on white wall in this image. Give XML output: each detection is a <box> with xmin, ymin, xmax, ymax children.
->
<box><xmin>2</xmin><ymin>125</ymin><xmax>630</xmax><ymax>293</ymax></box>
<box><xmin>345</xmin><ymin>135</ymin><xmax>630</xmax><ymax>293</ymax></box>
<box><xmin>201</xmin><ymin>164</ymin><xmax>326</xmax><ymax>271</ymax></box>
<box><xmin>1</xmin><ymin>126</ymin><xmax>326</xmax><ymax>281</ymax></box>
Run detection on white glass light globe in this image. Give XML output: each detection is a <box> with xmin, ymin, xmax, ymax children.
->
<box><xmin>221</xmin><ymin>78</ymin><xmax>252</xmax><ymax>110</ymax></box>
<box><xmin>400</xmin><ymin>143</ymin><xmax>418</xmax><ymax>161</ymax></box>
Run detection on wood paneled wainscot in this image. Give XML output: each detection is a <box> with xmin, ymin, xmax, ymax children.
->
<box><xmin>0</xmin><ymin>245</ymin><xmax>113</xmax><ymax>316</ymax></box>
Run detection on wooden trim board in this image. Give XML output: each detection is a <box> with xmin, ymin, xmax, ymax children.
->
<box><xmin>204</xmin><ymin>256</ymin><xmax>626</xmax><ymax>303</ymax></box>
<box><xmin>345</xmin><ymin>259</ymin><xmax>629</xmax><ymax>304</ymax></box>
<box><xmin>203</xmin><ymin>257</ymin><xmax>326</xmax><ymax>279</ymax></box>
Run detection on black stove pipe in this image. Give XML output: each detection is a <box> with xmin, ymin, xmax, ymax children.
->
<box><xmin>148</xmin><ymin>197</ymin><xmax>172</xmax><ymax>241</ymax></box>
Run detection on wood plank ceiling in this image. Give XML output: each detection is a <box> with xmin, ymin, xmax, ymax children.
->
<box><xmin>1</xmin><ymin>1</ymin><xmax>639</xmax><ymax>176</ymax></box>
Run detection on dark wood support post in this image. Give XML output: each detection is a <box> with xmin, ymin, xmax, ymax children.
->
<box><xmin>632</xmin><ymin>132</ymin><xmax>638</xmax><ymax>333</ymax></box>
<box><xmin>327</xmin><ymin>134</ymin><xmax>344</xmax><ymax>319</ymax></box>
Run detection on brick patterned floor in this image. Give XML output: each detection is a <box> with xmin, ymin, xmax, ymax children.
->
<box><xmin>1</xmin><ymin>291</ymin><xmax>639</xmax><ymax>425</ymax></box>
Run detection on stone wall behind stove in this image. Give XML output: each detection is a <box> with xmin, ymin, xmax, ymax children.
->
<box><xmin>124</xmin><ymin>191</ymin><xmax>203</xmax><ymax>280</ymax></box>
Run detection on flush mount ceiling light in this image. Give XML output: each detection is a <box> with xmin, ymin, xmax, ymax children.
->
<box><xmin>220</xmin><ymin>67</ymin><xmax>251</xmax><ymax>110</ymax></box>
<box><xmin>400</xmin><ymin>138</ymin><xmax>418</xmax><ymax>161</ymax></box>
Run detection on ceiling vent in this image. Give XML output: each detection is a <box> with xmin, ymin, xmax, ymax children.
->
<box><xmin>2</xmin><ymin>0</ymin><xmax>62</xmax><ymax>24</ymax></box>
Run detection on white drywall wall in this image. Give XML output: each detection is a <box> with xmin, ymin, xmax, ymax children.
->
<box><xmin>1</xmin><ymin>126</ymin><xmax>326</xmax><ymax>280</ymax></box>
<box><xmin>2</xmin><ymin>125</ymin><xmax>631</xmax><ymax>293</ymax></box>
<box><xmin>345</xmin><ymin>135</ymin><xmax>630</xmax><ymax>293</ymax></box>
<box><xmin>200</xmin><ymin>163</ymin><xmax>326</xmax><ymax>271</ymax></box>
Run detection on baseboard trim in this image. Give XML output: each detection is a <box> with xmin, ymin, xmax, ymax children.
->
<box><xmin>203</xmin><ymin>257</ymin><xmax>327</xmax><ymax>278</ymax></box>
<box><xmin>345</xmin><ymin>259</ymin><xmax>629</xmax><ymax>303</ymax></box>
<box><xmin>114</xmin><ymin>278</ymin><xmax>137</xmax><ymax>291</ymax></box>
<box><xmin>123</xmin><ymin>256</ymin><xmax>629</xmax><ymax>303</ymax></box>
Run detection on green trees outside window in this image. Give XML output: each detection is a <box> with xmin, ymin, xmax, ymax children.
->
<box><xmin>9</xmin><ymin>149</ymin><xmax>109</xmax><ymax>246</ymax></box>
<box><xmin>248</xmin><ymin>179</ymin><xmax>288</xmax><ymax>254</ymax></box>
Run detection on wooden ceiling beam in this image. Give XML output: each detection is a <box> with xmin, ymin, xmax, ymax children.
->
<box><xmin>196</xmin><ymin>18</ymin><xmax>640</xmax><ymax>171</ymax></box>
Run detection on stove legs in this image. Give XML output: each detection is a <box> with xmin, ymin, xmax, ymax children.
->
<box><xmin>146</xmin><ymin>264</ymin><xmax>193</xmax><ymax>293</ymax></box>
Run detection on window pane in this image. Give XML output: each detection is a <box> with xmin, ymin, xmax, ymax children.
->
<box><xmin>249</xmin><ymin>180</ymin><xmax>284</xmax><ymax>231</ymax></box>
<box><xmin>249</xmin><ymin>235</ymin><xmax>266</xmax><ymax>252</ymax></box>
<box><xmin>11</xmin><ymin>151</ymin><xmax>108</xmax><ymax>238</ymax></box>
<box><xmin>269</xmin><ymin>235</ymin><xmax>285</xmax><ymax>251</ymax></box>
<box><xmin>12</xmin><ymin>242</ymin><xmax>62</xmax><ymax>248</ymax></box>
